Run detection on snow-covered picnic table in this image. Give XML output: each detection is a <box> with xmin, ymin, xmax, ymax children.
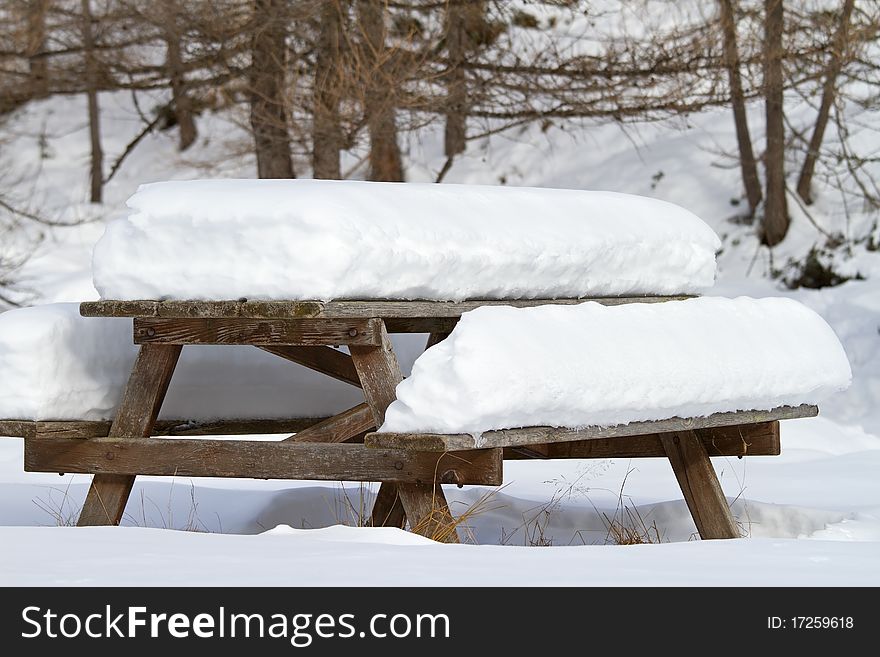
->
<box><xmin>2</xmin><ymin>180</ymin><xmax>850</xmax><ymax>543</ymax></box>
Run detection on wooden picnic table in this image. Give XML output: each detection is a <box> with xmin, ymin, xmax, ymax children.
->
<box><xmin>14</xmin><ymin>297</ymin><xmax>817</xmax><ymax>543</ymax></box>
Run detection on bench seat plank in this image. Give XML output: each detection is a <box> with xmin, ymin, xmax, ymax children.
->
<box><xmin>503</xmin><ymin>421</ymin><xmax>780</xmax><ymax>459</ymax></box>
<box><xmin>365</xmin><ymin>404</ymin><xmax>817</xmax><ymax>452</ymax></box>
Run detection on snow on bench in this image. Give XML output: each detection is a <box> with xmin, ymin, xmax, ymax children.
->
<box><xmin>91</xmin><ymin>179</ymin><xmax>720</xmax><ymax>301</ymax></box>
<box><xmin>377</xmin><ymin>297</ymin><xmax>852</xmax><ymax>438</ymax></box>
<box><xmin>0</xmin><ymin>303</ymin><xmax>423</xmax><ymax>423</ymax></box>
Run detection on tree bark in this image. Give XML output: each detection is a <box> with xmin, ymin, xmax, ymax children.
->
<box><xmin>312</xmin><ymin>0</ymin><xmax>343</xmax><ymax>179</ymax></box>
<box><xmin>795</xmin><ymin>0</ymin><xmax>855</xmax><ymax>204</ymax></box>
<box><xmin>25</xmin><ymin>0</ymin><xmax>50</xmax><ymax>99</ymax></box>
<box><xmin>249</xmin><ymin>0</ymin><xmax>294</xmax><ymax>179</ymax></box>
<box><xmin>81</xmin><ymin>0</ymin><xmax>103</xmax><ymax>203</ymax></box>
<box><xmin>443</xmin><ymin>2</ymin><xmax>468</xmax><ymax>158</ymax></box>
<box><xmin>762</xmin><ymin>0</ymin><xmax>788</xmax><ymax>246</ymax></box>
<box><xmin>358</xmin><ymin>0</ymin><xmax>404</xmax><ymax>182</ymax></box>
<box><xmin>163</xmin><ymin>1</ymin><xmax>197</xmax><ymax>151</ymax></box>
<box><xmin>718</xmin><ymin>0</ymin><xmax>762</xmax><ymax>215</ymax></box>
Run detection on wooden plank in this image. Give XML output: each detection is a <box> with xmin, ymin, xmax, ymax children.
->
<box><xmin>384</xmin><ymin>318</ymin><xmax>460</xmax><ymax>334</ymax></box>
<box><xmin>258</xmin><ymin>345</ymin><xmax>362</xmax><ymax>387</ymax></box>
<box><xmin>156</xmin><ymin>300</ymin><xmax>243</xmax><ymax>318</ymax></box>
<box><xmin>25</xmin><ymin>437</ymin><xmax>503</xmax><ymax>485</ymax></box>
<box><xmin>503</xmin><ymin>422</ymin><xmax>780</xmax><ymax>459</ymax></box>
<box><xmin>661</xmin><ymin>430</ymin><xmax>740</xmax><ymax>539</ymax></box>
<box><xmin>133</xmin><ymin>317</ymin><xmax>381</xmax><ymax>346</ymax></box>
<box><xmin>285</xmin><ymin>404</ymin><xmax>375</xmax><ymax>443</ymax></box>
<box><xmin>81</xmin><ymin>300</ymin><xmax>159</xmax><ymax>317</ymax></box>
<box><xmin>324</xmin><ymin>296</ymin><xmax>692</xmax><ymax>319</ymax></box>
<box><xmin>0</xmin><ymin>420</ymin><xmax>35</xmax><ymax>439</ymax></box>
<box><xmin>82</xmin><ymin>296</ymin><xmax>692</xmax><ymax>319</ymax></box>
<box><xmin>398</xmin><ymin>483</ymin><xmax>459</xmax><ymax>544</ymax></box>
<box><xmin>366</xmin><ymin>405</ymin><xmax>817</xmax><ymax>452</ymax></box>
<box><xmin>425</xmin><ymin>331</ymin><xmax>452</xmax><ymax>349</ymax></box>
<box><xmin>238</xmin><ymin>301</ymin><xmax>324</xmax><ymax>319</ymax></box>
<box><xmin>77</xmin><ymin>344</ymin><xmax>182</xmax><ymax>527</ymax></box>
<box><xmin>368</xmin><ymin>482</ymin><xmax>406</xmax><ymax>529</ymax></box>
<box><xmin>373</xmin><ymin>328</ymin><xmax>447</xmax><ymax>531</ymax></box>
<box><xmin>505</xmin><ymin>445</ymin><xmax>552</xmax><ymax>459</ymax></box>
<box><xmin>349</xmin><ymin>322</ymin><xmax>404</xmax><ymax>427</ymax></box>
<box><xmin>350</xmin><ymin>319</ymin><xmax>409</xmax><ymax>531</ymax></box>
<box><xmin>34</xmin><ymin>417</ymin><xmax>329</xmax><ymax>439</ymax></box>
<box><xmin>350</xmin><ymin>320</ymin><xmax>461</xmax><ymax>542</ymax></box>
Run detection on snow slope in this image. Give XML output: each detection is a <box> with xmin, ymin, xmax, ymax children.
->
<box><xmin>382</xmin><ymin>297</ymin><xmax>851</xmax><ymax>434</ymax></box>
<box><xmin>3</xmin><ymin>525</ymin><xmax>877</xmax><ymax>586</ymax></box>
<box><xmin>92</xmin><ymin>179</ymin><xmax>720</xmax><ymax>301</ymax></box>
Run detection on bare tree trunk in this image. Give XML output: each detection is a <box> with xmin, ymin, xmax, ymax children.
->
<box><xmin>81</xmin><ymin>0</ymin><xmax>103</xmax><ymax>203</ymax></box>
<box><xmin>358</xmin><ymin>0</ymin><xmax>403</xmax><ymax>182</ymax></box>
<box><xmin>443</xmin><ymin>2</ymin><xmax>467</xmax><ymax>158</ymax></box>
<box><xmin>312</xmin><ymin>0</ymin><xmax>343</xmax><ymax>179</ymax></box>
<box><xmin>25</xmin><ymin>0</ymin><xmax>50</xmax><ymax>99</ymax></box>
<box><xmin>163</xmin><ymin>1</ymin><xmax>197</xmax><ymax>151</ymax></box>
<box><xmin>795</xmin><ymin>0</ymin><xmax>855</xmax><ymax>204</ymax></box>
<box><xmin>249</xmin><ymin>0</ymin><xmax>294</xmax><ymax>179</ymax></box>
<box><xmin>719</xmin><ymin>0</ymin><xmax>762</xmax><ymax>215</ymax></box>
<box><xmin>762</xmin><ymin>0</ymin><xmax>788</xmax><ymax>246</ymax></box>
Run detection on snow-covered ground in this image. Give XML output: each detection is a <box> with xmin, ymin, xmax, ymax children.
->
<box><xmin>1</xmin><ymin>91</ymin><xmax>878</xmax><ymax>585</ymax></box>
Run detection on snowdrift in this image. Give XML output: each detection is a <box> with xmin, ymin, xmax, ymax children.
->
<box><xmin>92</xmin><ymin>179</ymin><xmax>720</xmax><ymax>301</ymax></box>
<box><xmin>380</xmin><ymin>297</ymin><xmax>852</xmax><ymax>434</ymax></box>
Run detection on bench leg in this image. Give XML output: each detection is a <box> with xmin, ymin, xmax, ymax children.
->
<box><xmin>660</xmin><ymin>430</ymin><xmax>740</xmax><ymax>539</ymax></box>
<box><xmin>350</xmin><ymin>322</ymin><xmax>460</xmax><ymax>543</ymax></box>
<box><xmin>368</xmin><ymin>481</ymin><xmax>406</xmax><ymax>529</ymax></box>
<box><xmin>77</xmin><ymin>344</ymin><xmax>182</xmax><ymax>526</ymax></box>
<box><xmin>397</xmin><ymin>483</ymin><xmax>459</xmax><ymax>543</ymax></box>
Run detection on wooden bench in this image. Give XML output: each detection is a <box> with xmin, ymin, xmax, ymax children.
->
<box><xmin>9</xmin><ymin>297</ymin><xmax>817</xmax><ymax>543</ymax></box>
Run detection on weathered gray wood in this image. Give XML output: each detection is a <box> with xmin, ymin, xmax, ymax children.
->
<box><xmin>366</xmin><ymin>405</ymin><xmax>817</xmax><ymax>452</ymax></box>
<box><xmin>258</xmin><ymin>345</ymin><xmax>362</xmax><ymax>388</ymax></box>
<box><xmin>77</xmin><ymin>344</ymin><xmax>182</xmax><ymax>527</ymax></box>
<box><xmin>33</xmin><ymin>417</ymin><xmax>328</xmax><ymax>439</ymax></box>
<box><xmin>81</xmin><ymin>300</ymin><xmax>160</xmax><ymax>317</ymax></box>
<box><xmin>350</xmin><ymin>320</ymin><xmax>409</xmax><ymax>531</ymax></box>
<box><xmin>349</xmin><ymin>322</ymin><xmax>404</xmax><ymax>427</ymax></box>
<box><xmin>425</xmin><ymin>331</ymin><xmax>451</xmax><ymax>349</ymax></box>
<box><xmin>350</xmin><ymin>320</ymin><xmax>460</xmax><ymax>542</ymax></box>
<box><xmin>0</xmin><ymin>420</ymin><xmax>35</xmax><ymax>439</ymax></box>
<box><xmin>398</xmin><ymin>483</ymin><xmax>459</xmax><ymax>544</ymax></box>
<box><xmin>26</xmin><ymin>436</ymin><xmax>503</xmax><ymax>485</ymax></box>
<box><xmin>661</xmin><ymin>430</ymin><xmax>740</xmax><ymax>539</ymax></box>
<box><xmin>133</xmin><ymin>317</ymin><xmax>382</xmax><ymax>346</ymax></box>
<box><xmin>82</xmin><ymin>296</ymin><xmax>691</xmax><ymax>320</ymax></box>
<box><xmin>502</xmin><ymin>422</ymin><xmax>780</xmax><ymax>459</ymax></box>
<box><xmin>285</xmin><ymin>403</ymin><xmax>375</xmax><ymax>443</ymax></box>
<box><xmin>368</xmin><ymin>482</ymin><xmax>406</xmax><ymax>529</ymax></box>
<box><xmin>385</xmin><ymin>318</ymin><xmax>460</xmax><ymax>334</ymax></box>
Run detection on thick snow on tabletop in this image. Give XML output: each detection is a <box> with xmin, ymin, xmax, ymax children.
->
<box><xmin>380</xmin><ymin>297</ymin><xmax>852</xmax><ymax>435</ymax></box>
<box><xmin>92</xmin><ymin>179</ymin><xmax>720</xmax><ymax>301</ymax></box>
<box><xmin>0</xmin><ymin>303</ymin><xmax>424</xmax><ymax>421</ymax></box>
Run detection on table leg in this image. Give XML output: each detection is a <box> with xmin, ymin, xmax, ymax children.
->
<box><xmin>350</xmin><ymin>322</ymin><xmax>459</xmax><ymax>543</ymax></box>
<box><xmin>424</xmin><ymin>331</ymin><xmax>451</xmax><ymax>349</ymax></box>
<box><xmin>660</xmin><ymin>430</ymin><xmax>740</xmax><ymax>539</ymax></box>
<box><xmin>77</xmin><ymin>344</ymin><xmax>182</xmax><ymax>526</ymax></box>
<box><xmin>369</xmin><ymin>481</ymin><xmax>406</xmax><ymax>529</ymax></box>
